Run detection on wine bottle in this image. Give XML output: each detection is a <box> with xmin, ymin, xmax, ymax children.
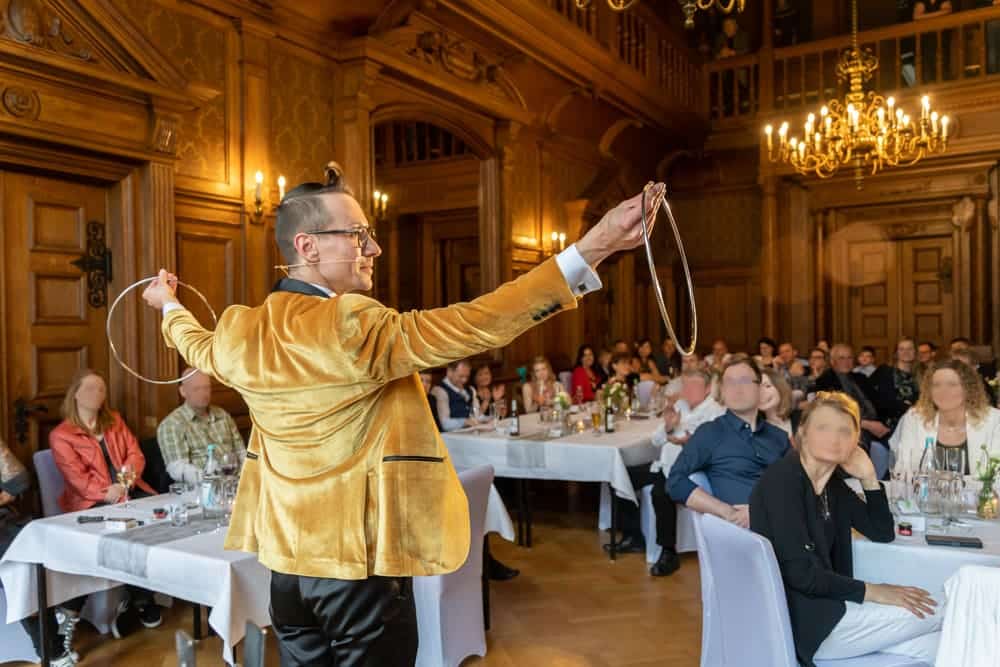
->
<box><xmin>604</xmin><ymin>396</ymin><xmax>615</xmax><ymax>433</ymax></box>
<box><xmin>509</xmin><ymin>399</ymin><xmax>521</xmax><ymax>436</ymax></box>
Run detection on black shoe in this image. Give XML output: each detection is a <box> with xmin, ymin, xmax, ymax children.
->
<box><xmin>650</xmin><ymin>549</ymin><xmax>681</xmax><ymax>577</ymax></box>
<box><xmin>110</xmin><ymin>600</ymin><xmax>141</xmax><ymax>640</ymax></box>
<box><xmin>137</xmin><ymin>603</ymin><xmax>163</xmax><ymax>629</ymax></box>
<box><xmin>487</xmin><ymin>555</ymin><xmax>520</xmax><ymax>581</ymax></box>
<box><xmin>603</xmin><ymin>535</ymin><xmax>645</xmax><ymax>554</ymax></box>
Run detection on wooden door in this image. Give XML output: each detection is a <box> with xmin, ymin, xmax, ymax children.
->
<box><xmin>847</xmin><ymin>240</ymin><xmax>899</xmax><ymax>362</ymax></box>
<box><xmin>900</xmin><ymin>236</ymin><xmax>955</xmax><ymax>346</ymax></box>
<box><xmin>3</xmin><ymin>172</ymin><xmax>110</xmax><ymax>463</ymax></box>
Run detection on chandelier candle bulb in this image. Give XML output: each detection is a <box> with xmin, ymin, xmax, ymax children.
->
<box><xmin>277</xmin><ymin>175</ymin><xmax>286</xmax><ymax>200</ymax></box>
<box><xmin>254</xmin><ymin>170</ymin><xmax>263</xmax><ymax>203</ymax></box>
<box><xmin>765</xmin><ymin>125</ymin><xmax>773</xmax><ymax>151</ymax></box>
<box><xmin>942</xmin><ymin>116</ymin><xmax>949</xmax><ymax>140</ymax></box>
<box><xmin>922</xmin><ymin>96</ymin><xmax>930</xmax><ymax>120</ymax></box>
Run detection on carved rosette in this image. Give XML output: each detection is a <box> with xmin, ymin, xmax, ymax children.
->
<box><xmin>1</xmin><ymin>85</ymin><xmax>40</xmax><ymax>119</ymax></box>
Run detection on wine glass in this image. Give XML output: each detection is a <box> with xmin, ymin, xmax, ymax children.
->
<box><xmin>219</xmin><ymin>451</ymin><xmax>239</xmax><ymax>478</ymax></box>
<box><xmin>116</xmin><ymin>463</ymin><xmax>136</xmax><ymax>509</ymax></box>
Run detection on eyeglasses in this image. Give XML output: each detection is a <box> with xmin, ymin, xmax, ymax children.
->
<box><xmin>310</xmin><ymin>226</ymin><xmax>377</xmax><ymax>249</ymax></box>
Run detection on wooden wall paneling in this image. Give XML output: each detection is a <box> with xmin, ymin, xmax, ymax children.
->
<box><xmin>120</xmin><ymin>0</ymin><xmax>242</xmax><ymax>198</ymax></box>
<box><xmin>688</xmin><ymin>265</ymin><xmax>761</xmax><ymax>354</ymax></box>
<box><xmin>952</xmin><ymin>197</ymin><xmax>975</xmax><ymax>339</ymax></box>
<box><xmin>782</xmin><ymin>181</ymin><xmax>814</xmax><ymax>350</ymax></box>
<box><xmin>241</xmin><ymin>23</ymin><xmax>274</xmax><ymax>306</ymax></box>
<box><xmin>972</xmin><ymin>196</ymin><xmax>989</xmax><ymax>343</ymax></box>
<box><xmin>991</xmin><ymin>165</ymin><xmax>1000</xmax><ymax>355</ymax></box>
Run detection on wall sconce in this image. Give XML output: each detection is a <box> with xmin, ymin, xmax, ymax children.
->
<box><xmin>373</xmin><ymin>189</ymin><xmax>389</xmax><ymax>222</ymax></box>
<box><xmin>251</xmin><ymin>170</ymin><xmax>264</xmax><ymax>222</ymax></box>
<box><xmin>542</xmin><ymin>231</ymin><xmax>567</xmax><ymax>257</ymax></box>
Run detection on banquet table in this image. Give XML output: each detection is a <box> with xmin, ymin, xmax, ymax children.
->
<box><xmin>2</xmin><ymin>487</ymin><xmax>515</xmax><ymax>665</ymax></box>
<box><xmin>441</xmin><ymin>411</ymin><xmax>660</xmax><ymax>558</ymax></box>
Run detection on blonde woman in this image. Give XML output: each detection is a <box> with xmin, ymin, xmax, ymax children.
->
<box><xmin>752</xmin><ymin>392</ymin><xmax>940</xmax><ymax>665</ymax></box>
<box><xmin>760</xmin><ymin>367</ymin><xmax>794</xmax><ymax>435</ymax></box>
<box><xmin>521</xmin><ymin>356</ymin><xmax>565</xmax><ymax>413</ymax></box>
<box><xmin>890</xmin><ymin>359</ymin><xmax>1000</xmax><ymax>476</ymax></box>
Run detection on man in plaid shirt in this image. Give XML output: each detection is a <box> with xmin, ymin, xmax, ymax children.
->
<box><xmin>157</xmin><ymin>369</ymin><xmax>245</xmax><ymax>483</ymax></box>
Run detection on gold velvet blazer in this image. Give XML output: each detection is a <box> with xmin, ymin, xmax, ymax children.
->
<box><xmin>161</xmin><ymin>257</ymin><xmax>578</xmax><ymax>579</ymax></box>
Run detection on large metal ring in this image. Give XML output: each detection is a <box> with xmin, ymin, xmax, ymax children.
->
<box><xmin>106</xmin><ymin>276</ymin><xmax>218</xmax><ymax>385</ymax></box>
<box><xmin>640</xmin><ymin>183</ymin><xmax>698</xmax><ymax>356</ymax></box>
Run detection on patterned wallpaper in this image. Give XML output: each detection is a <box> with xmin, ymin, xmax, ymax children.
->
<box><xmin>670</xmin><ymin>189</ymin><xmax>761</xmax><ymax>267</ymax></box>
<box><xmin>269</xmin><ymin>47</ymin><xmax>335</xmax><ymax>187</ymax></box>
<box><xmin>115</xmin><ymin>0</ymin><xmax>228</xmax><ymax>183</ymax></box>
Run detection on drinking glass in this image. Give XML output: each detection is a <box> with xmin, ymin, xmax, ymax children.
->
<box><xmin>219</xmin><ymin>450</ymin><xmax>239</xmax><ymax>478</ymax></box>
<box><xmin>169</xmin><ymin>503</ymin><xmax>189</xmax><ymax>527</ymax></box>
<box><xmin>591</xmin><ymin>409</ymin><xmax>602</xmax><ymax>434</ymax></box>
<box><xmin>116</xmin><ymin>463</ymin><xmax>136</xmax><ymax>509</ymax></box>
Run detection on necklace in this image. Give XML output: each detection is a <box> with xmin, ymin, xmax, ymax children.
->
<box><xmin>818</xmin><ymin>487</ymin><xmax>832</xmax><ymax>521</ymax></box>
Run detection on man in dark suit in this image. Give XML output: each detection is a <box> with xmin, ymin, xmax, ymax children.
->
<box><xmin>813</xmin><ymin>343</ymin><xmax>889</xmax><ymax>452</ymax></box>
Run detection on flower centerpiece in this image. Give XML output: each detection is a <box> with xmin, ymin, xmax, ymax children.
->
<box><xmin>555</xmin><ymin>390</ymin><xmax>572</xmax><ymax>411</ymax></box>
<box><xmin>975</xmin><ymin>444</ymin><xmax>1000</xmax><ymax>519</ymax></box>
<box><xmin>605</xmin><ymin>382</ymin><xmax>626</xmax><ymax>413</ymax></box>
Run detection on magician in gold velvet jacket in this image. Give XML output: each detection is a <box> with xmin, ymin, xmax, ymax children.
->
<box><xmin>159</xmin><ymin>250</ymin><xmax>601</xmax><ymax>580</ymax></box>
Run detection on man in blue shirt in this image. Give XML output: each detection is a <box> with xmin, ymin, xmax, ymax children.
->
<box><xmin>667</xmin><ymin>357</ymin><xmax>790</xmax><ymax>528</ymax></box>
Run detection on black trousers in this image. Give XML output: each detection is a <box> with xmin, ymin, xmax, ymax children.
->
<box><xmin>619</xmin><ymin>464</ymin><xmax>677</xmax><ymax>551</ymax></box>
<box><xmin>269</xmin><ymin>572</ymin><xmax>418</xmax><ymax>667</ymax></box>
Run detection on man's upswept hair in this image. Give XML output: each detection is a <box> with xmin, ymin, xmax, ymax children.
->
<box><xmin>275</xmin><ymin>161</ymin><xmax>355</xmax><ymax>263</ymax></box>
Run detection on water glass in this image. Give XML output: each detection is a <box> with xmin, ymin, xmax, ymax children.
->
<box><xmin>169</xmin><ymin>503</ymin><xmax>189</xmax><ymax>527</ymax></box>
<box><xmin>169</xmin><ymin>482</ymin><xmax>186</xmax><ymax>497</ymax></box>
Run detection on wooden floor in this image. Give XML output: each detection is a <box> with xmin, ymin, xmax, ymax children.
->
<box><xmin>10</xmin><ymin>509</ymin><xmax>703</xmax><ymax>666</ymax></box>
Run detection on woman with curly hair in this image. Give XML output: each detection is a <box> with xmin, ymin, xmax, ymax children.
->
<box><xmin>890</xmin><ymin>358</ymin><xmax>1000</xmax><ymax>476</ymax></box>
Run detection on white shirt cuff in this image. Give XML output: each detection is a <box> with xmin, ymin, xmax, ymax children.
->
<box><xmin>163</xmin><ymin>302</ymin><xmax>186</xmax><ymax>316</ymax></box>
<box><xmin>556</xmin><ymin>244</ymin><xmax>602</xmax><ymax>297</ymax></box>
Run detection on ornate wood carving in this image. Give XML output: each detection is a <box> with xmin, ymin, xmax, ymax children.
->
<box><xmin>0</xmin><ymin>0</ymin><xmax>96</xmax><ymax>62</ymax></box>
<box><xmin>952</xmin><ymin>196</ymin><xmax>976</xmax><ymax>230</ymax></box>
<box><xmin>1</xmin><ymin>85</ymin><xmax>39</xmax><ymax>118</ymax></box>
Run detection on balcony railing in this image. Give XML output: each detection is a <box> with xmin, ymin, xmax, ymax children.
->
<box><xmin>542</xmin><ymin>0</ymin><xmax>701</xmax><ymax>112</ymax></box>
<box><xmin>706</xmin><ymin>6</ymin><xmax>1000</xmax><ymax>123</ymax></box>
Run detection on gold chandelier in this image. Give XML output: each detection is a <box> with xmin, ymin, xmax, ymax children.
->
<box><xmin>763</xmin><ymin>0</ymin><xmax>950</xmax><ymax>189</ymax></box>
<box><xmin>572</xmin><ymin>0</ymin><xmax>745</xmax><ymax>29</ymax></box>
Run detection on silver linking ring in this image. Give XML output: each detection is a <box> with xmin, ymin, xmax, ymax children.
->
<box><xmin>640</xmin><ymin>183</ymin><xmax>698</xmax><ymax>356</ymax></box>
<box><xmin>106</xmin><ymin>276</ymin><xmax>218</xmax><ymax>385</ymax></box>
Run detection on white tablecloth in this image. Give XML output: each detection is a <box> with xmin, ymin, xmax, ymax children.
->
<box><xmin>444</xmin><ymin>412</ymin><xmax>659</xmax><ymax>520</ymax></box>
<box><xmin>0</xmin><ymin>495</ymin><xmax>269</xmax><ymax>664</ymax></box>
<box><xmin>2</xmin><ymin>488</ymin><xmax>515</xmax><ymax>664</ymax></box>
<box><xmin>853</xmin><ymin>519</ymin><xmax>1000</xmax><ymax>594</ymax></box>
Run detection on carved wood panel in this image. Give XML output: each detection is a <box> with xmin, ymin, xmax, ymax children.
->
<box><xmin>846</xmin><ymin>241</ymin><xmax>897</xmax><ymax>362</ymax></box>
<box><xmin>901</xmin><ymin>237</ymin><xmax>955</xmax><ymax>346</ymax></box>
<box><xmin>2</xmin><ymin>171</ymin><xmax>110</xmax><ymax>462</ymax></box>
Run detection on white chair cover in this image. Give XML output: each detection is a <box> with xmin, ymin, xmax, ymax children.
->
<box><xmin>691</xmin><ymin>512</ymin><xmax>930</xmax><ymax>667</ymax></box>
<box><xmin>413</xmin><ymin>465</ymin><xmax>494</xmax><ymax>667</ymax></box>
<box><xmin>0</xmin><ymin>586</ymin><xmax>38</xmax><ymax>663</ymax></box>
<box><xmin>32</xmin><ymin>449</ymin><xmax>125</xmax><ymax>635</ymax></box>
<box><xmin>936</xmin><ymin>565</ymin><xmax>1000</xmax><ymax>667</ymax></box>
<box><xmin>640</xmin><ymin>473</ymin><xmax>711</xmax><ymax>563</ymax></box>
<box><xmin>636</xmin><ymin>380</ymin><xmax>656</xmax><ymax>409</ymax></box>
<box><xmin>558</xmin><ymin>371</ymin><xmax>573</xmax><ymax>393</ymax></box>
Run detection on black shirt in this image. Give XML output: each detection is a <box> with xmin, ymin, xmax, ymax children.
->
<box><xmin>750</xmin><ymin>451</ymin><xmax>895</xmax><ymax>666</ymax></box>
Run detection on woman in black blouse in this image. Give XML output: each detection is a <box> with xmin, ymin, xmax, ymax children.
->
<box><xmin>750</xmin><ymin>392</ymin><xmax>941</xmax><ymax>666</ymax></box>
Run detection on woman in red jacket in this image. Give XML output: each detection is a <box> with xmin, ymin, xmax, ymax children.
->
<box><xmin>571</xmin><ymin>344</ymin><xmax>606</xmax><ymax>402</ymax></box>
<box><xmin>50</xmin><ymin>369</ymin><xmax>155</xmax><ymax>513</ymax></box>
<box><xmin>48</xmin><ymin>369</ymin><xmax>162</xmax><ymax>634</ymax></box>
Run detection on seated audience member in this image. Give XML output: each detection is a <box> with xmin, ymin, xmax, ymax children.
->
<box><xmin>419</xmin><ymin>371</ymin><xmax>441</xmax><ymax>430</ymax></box>
<box><xmin>49</xmin><ymin>369</ymin><xmax>163</xmax><ymax>633</ymax></box>
<box><xmin>816</xmin><ymin>339</ymin><xmax>831</xmax><ymax>354</ymax></box>
<box><xmin>571</xmin><ymin>344</ymin><xmax>605</xmax><ymax>402</ymax></box>
<box><xmin>917</xmin><ymin>340</ymin><xmax>937</xmax><ymax>366</ymax></box>
<box><xmin>605</xmin><ymin>352</ymin><xmax>640</xmax><ymax>393</ymax></box>
<box><xmin>431</xmin><ymin>359</ymin><xmax>477</xmax><ymax>431</ymax></box>
<box><xmin>663</xmin><ymin>353</ymin><xmax>703</xmax><ymax>396</ymax></box>
<box><xmin>655</xmin><ymin>337</ymin><xmax>682</xmax><ymax>378</ymax></box>
<box><xmin>814</xmin><ymin>343</ymin><xmax>889</xmax><ymax>451</ymax></box>
<box><xmin>787</xmin><ymin>358</ymin><xmax>810</xmax><ymax>400</ymax></box>
<box><xmin>597</xmin><ymin>347</ymin><xmax>613</xmax><ymax>379</ymax></box>
<box><xmin>951</xmin><ymin>349</ymin><xmax>998</xmax><ymax>406</ymax></box>
<box><xmin>806</xmin><ymin>347</ymin><xmax>829</xmax><ymax>388</ymax></box>
<box><xmin>616</xmin><ymin>368</ymin><xmax>724</xmax><ymax>575</ymax></box>
<box><xmin>760</xmin><ymin>367</ymin><xmax>795</xmax><ymax>436</ymax></box>
<box><xmin>714</xmin><ymin>15</ymin><xmax>750</xmax><ymax>58</ymax></box>
<box><xmin>612</xmin><ymin>339</ymin><xmax>631</xmax><ymax>357</ymax></box>
<box><xmin>522</xmin><ymin>355</ymin><xmax>565</xmax><ymax>413</ymax></box>
<box><xmin>754</xmin><ymin>337</ymin><xmax>778</xmax><ymax>369</ymax></box>
<box><xmin>636</xmin><ymin>338</ymin><xmax>668</xmax><ymax>384</ymax></box>
<box><xmin>157</xmin><ymin>368</ymin><xmax>244</xmax><ymax>484</ymax></box>
<box><xmin>775</xmin><ymin>341</ymin><xmax>807</xmax><ymax>373</ymax></box>
<box><xmin>869</xmin><ymin>337</ymin><xmax>920</xmax><ymax>437</ymax></box>
<box><xmin>472</xmin><ymin>363</ymin><xmax>506</xmax><ymax>419</ymax></box>
<box><xmin>891</xmin><ymin>359</ymin><xmax>1000</xmax><ymax>476</ymax></box>
<box><xmin>854</xmin><ymin>346</ymin><xmax>878</xmax><ymax>377</ymax></box>
<box><xmin>2</xmin><ymin>437</ymin><xmax>83</xmax><ymax>665</ymax></box>
<box><xmin>949</xmin><ymin>336</ymin><xmax>998</xmax><ymax>403</ymax></box>
<box><xmin>752</xmin><ymin>392</ymin><xmax>941</xmax><ymax>666</ymax></box>
<box><xmin>667</xmin><ymin>358</ymin><xmax>790</xmax><ymax>528</ymax></box>
<box><xmin>704</xmin><ymin>338</ymin><xmax>731</xmax><ymax>372</ymax></box>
